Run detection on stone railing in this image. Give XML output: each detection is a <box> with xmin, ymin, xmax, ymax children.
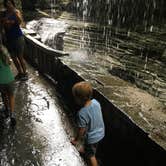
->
<box><xmin>24</xmin><ymin>34</ymin><xmax>166</xmax><ymax>166</ymax></box>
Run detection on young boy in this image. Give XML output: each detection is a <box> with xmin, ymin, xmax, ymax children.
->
<box><xmin>0</xmin><ymin>35</ymin><xmax>16</xmax><ymax>126</ymax></box>
<box><xmin>71</xmin><ymin>81</ymin><xmax>105</xmax><ymax>166</ymax></box>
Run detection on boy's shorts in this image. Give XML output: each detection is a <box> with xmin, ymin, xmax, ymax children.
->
<box><xmin>0</xmin><ymin>82</ymin><xmax>14</xmax><ymax>95</ymax></box>
<box><xmin>84</xmin><ymin>142</ymin><xmax>98</xmax><ymax>159</ymax></box>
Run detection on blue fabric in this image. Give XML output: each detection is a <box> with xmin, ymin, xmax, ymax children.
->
<box><xmin>77</xmin><ymin>99</ymin><xmax>105</xmax><ymax>144</ymax></box>
<box><xmin>5</xmin><ymin>14</ymin><xmax>23</xmax><ymax>40</ymax></box>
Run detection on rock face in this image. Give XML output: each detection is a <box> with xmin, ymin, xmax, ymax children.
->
<box><xmin>27</xmin><ymin>10</ymin><xmax>166</xmax><ymax>103</ymax></box>
<box><xmin>26</xmin><ymin>18</ymin><xmax>69</xmax><ymax>50</ymax></box>
<box><xmin>25</xmin><ymin>0</ymin><xmax>62</xmax><ymax>10</ymax></box>
<box><xmin>69</xmin><ymin>0</ymin><xmax>166</xmax><ymax>28</ymax></box>
<box><xmin>20</xmin><ymin>0</ymin><xmax>37</xmax><ymax>10</ymax></box>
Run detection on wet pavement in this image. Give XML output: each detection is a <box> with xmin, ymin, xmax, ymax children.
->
<box><xmin>0</xmin><ymin>64</ymin><xmax>85</xmax><ymax>166</ymax></box>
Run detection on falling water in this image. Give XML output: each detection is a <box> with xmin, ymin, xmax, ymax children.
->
<box><xmin>27</xmin><ymin>0</ymin><xmax>166</xmax><ymax>101</ymax></box>
<box><xmin>82</xmin><ymin>0</ymin><xmax>88</xmax><ymax>21</ymax></box>
<box><xmin>26</xmin><ymin>18</ymin><xmax>69</xmax><ymax>50</ymax></box>
<box><xmin>72</xmin><ymin>0</ymin><xmax>166</xmax><ymax>30</ymax></box>
<box><xmin>50</xmin><ymin>0</ymin><xmax>56</xmax><ymax>16</ymax></box>
<box><xmin>26</xmin><ymin>0</ymin><xmax>166</xmax><ymax>151</ymax></box>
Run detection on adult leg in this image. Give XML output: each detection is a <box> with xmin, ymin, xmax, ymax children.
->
<box><xmin>17</xmin><ymin>36</ymin><xmax>27</xmax><ymax>75</ymax></box>
<box><xmin>17</xmin><ymin>54</ymin><xmax>27</xmax><ymax>74</ymax></box>
<box><xmin>17</xmin><ymin>54</ymin><xmax>28</xmax><ymax>81</ymax></box>
<box><xmin>7</xmin><ymin>92</ymin><xmax>16</xmax><ymax>126</ymax></box>
<box><xmin>11</xmin><ymin>56</ymin><xmax>24</xmax><ymax>74</ymax></box>
<box><xmin>1</xmin><ymin>92</ymin><xmax>9</xmax><ymax>110</ymax></box>
<box><xmin>6</xmin><ymin>84</ymin><xmax>16</xmax><ymax>126</ymax></box>
<box><xmin>7</xmin><ymin>92</ymin><xmax>14</xmax><ymax>113</ymax></box>
<box><xmin>1</xmin><ymin>92</ymin><xmax>10</xmax><ymax>117</ymax></box>
<box><xmin>7</xmin><ymin>41</ymin><xmax>24</xmax><ymax>75</ymax></box>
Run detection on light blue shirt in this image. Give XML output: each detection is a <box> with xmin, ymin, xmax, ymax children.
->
<box><xmin>77</xmin><ymin>99</ymin><xmax>105</xmax><ymax>144</ymax></box>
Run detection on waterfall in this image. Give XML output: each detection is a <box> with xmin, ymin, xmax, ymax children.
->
<box><xmin>73</xmin><ymin>0</ymin><xmax>166</xmax><ymax>30</ymax></box>
<box><xmin>50</xmin><ymin>0</ymin><xmax>56</xmax><ymax>16</ymax></box>
<box><xmin>26</xmin><ymin>18</ymin><xmax>69</xmax><ymax>50</ymax></box>
<box><xmin>26</xmin><ymin>0</ymin><xmax>166</xmax><ymax>102</ymax></box>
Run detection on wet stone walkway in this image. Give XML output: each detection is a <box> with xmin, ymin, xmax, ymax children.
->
<box><xmin>0</xmin><ymin>64</ymin><xmax>85</xmax><ymax>166</ymax></box>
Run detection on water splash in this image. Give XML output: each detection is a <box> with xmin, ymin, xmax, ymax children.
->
<box><xmin>69</xmin><ymin>49</ymin><xmax>89</xmax><ymax>63</ymax></box>
<box><xmin>26</xmin><ymin>18</ymin><xmax>70</xmax><ymax>50</ymax></box>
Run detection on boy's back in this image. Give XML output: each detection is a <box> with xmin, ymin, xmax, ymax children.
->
<box><xmin>77</xmin><ymin>99</ymin><xmax>105</xmax><ymax>144</ymax></box>
<box><xmin>72</xmin><ymin>81</ymin><xmax>105</xmax><ymax>166</ymax></box>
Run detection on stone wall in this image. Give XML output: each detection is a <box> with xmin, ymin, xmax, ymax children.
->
<box><xmin>69</xmin><ymin>0</ymin><xmax>166</xmax><ymax>29</ymax></box>
<box><xmin>24</xmin><ymin>34</ymin><xmax>166</xmax><ymax>166</ymax></box>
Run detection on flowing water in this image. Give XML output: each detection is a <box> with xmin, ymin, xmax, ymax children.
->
<box><xmin>26</xmin><ymin>7</ymin><xmax>166</xmax><ymax>149</ymax></box>
<box><xmin>26</xmin><ymin>11</ymin><xmax>166</xmax><ymax>102</ymax></box>
<box><xmin>0</xmin><ymin>1</ymin><xmax>165</xmax><ymax>164</ymax></box>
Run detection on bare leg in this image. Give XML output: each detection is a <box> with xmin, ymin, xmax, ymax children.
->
<box><xmin>11</xmin><ymin>56</ymin><xmax>23</xmax><ymax>74</ymax></box>
<box><xmin>1</xmin><ymin>92</ymin><xmax>10</xmax><ymax>117</ymax></box>
<box><xmin>7</xmin><ymin>92</ymin><xmax>16</xmax><ymax>126</ymax></box>
<box><xmin>88</xmin><ymin>156</ymin><xmax>98</xmax><ymax>166</ymax></box>
<box><xmin>1</xmin><ymin>93</ymin><xmax>9</xmax><ymax>110</ymax></box>
<box><xmin>8</xmin><ymin>93</ymin><xmax>15</xmax><ymax>113</ymax></box>
<box><xmin>17</xmin><ymin>54</ymin><xmax>27</xmax><ymax>74</ymax></box>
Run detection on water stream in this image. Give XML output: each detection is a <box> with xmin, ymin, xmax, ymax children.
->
<box><xmin>26</xmin><ymin>11</ymin><xmax>166</xmax><ymax>103</ymax></box>
<box><xmin>26</xmin><ymin>6</ymin><xmax>166</xmax><ymax>149</ymax></box>
<box><xmin>0</xmin><ymin>1</ymin><xmax>165</xmax><ymax>164</ymax></box>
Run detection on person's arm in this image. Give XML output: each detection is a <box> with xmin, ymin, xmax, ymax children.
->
<box><xmin>14</xmin><ymin>9</ymin><xmax>23</xmax><ymax>25</ymax></box>
<box><xmin>71</xmin><ymin>127</ymin><xmax>86</xmax><ymax>145</ymax></box>
<box><xmin>71</xmin><ymin>109</ymin><xmax>88</xmax><ymax>145</ymax></box>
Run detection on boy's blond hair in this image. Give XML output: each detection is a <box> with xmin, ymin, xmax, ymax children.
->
<box><xmin>72</xmin><ymin>81</ymin><xmax>93</xmax><ymax>105</ymax></box>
